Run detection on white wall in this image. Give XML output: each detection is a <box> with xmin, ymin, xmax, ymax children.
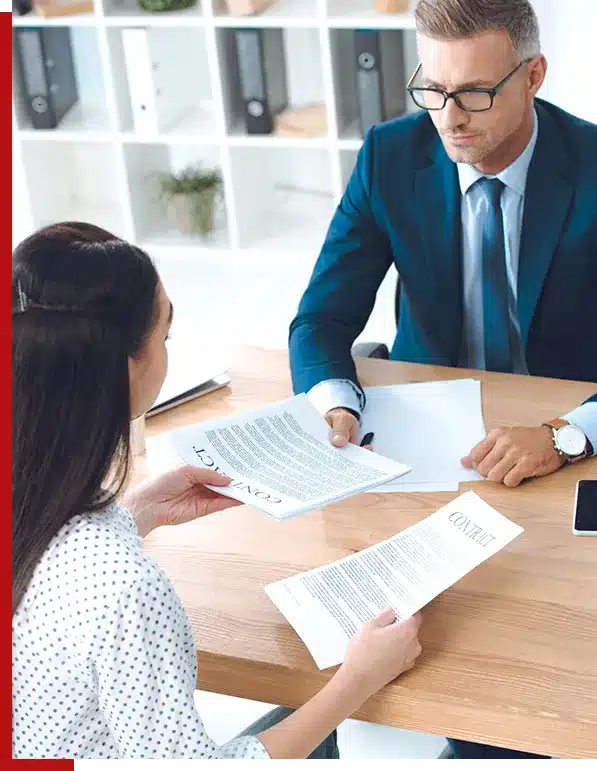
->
<box><xmin>533</xmin><ymin>0</ymin><xmax>597</xmax><ymax>123</ymax></box>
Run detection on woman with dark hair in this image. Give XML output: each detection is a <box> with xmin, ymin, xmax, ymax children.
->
<box><xmin>12</xmin><ymin>222</ymin><xmax>423</xmax><ymax>760</ymax></box>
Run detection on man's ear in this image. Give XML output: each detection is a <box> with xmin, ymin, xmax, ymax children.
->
<box><xmin>529</xmin><ymin>55</ymin><xmax>547</xmax><ymax>98</ymax></box>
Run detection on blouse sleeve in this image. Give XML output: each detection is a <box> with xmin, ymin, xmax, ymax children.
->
<box><xmin>93</xmin><ymin>566</ymin><xmax>270</xmax><ymax>759</ymax></box>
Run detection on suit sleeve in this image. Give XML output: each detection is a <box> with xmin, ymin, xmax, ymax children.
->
<box><xmin>289</xmin><ymin>126</ymin><xmax>393</xmax><ymax>395</ymax></box>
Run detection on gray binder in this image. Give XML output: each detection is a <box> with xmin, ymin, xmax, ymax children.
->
<box><xmin>14</xmin><ymin>27</ymin><xmax>78</xmax><ymax>130</ymax></box>
<box><xmin>354</xmin><ymin>29</ymin><xmax>406</xmax><ymax>136</ymax></box>
<box><xmin>234</xmin><ymin>27</ymin><xmax>288</xmax><ymax>134</ymax></box>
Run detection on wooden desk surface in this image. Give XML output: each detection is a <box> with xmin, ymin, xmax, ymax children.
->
<box><xmin>142</xmin><ymin>347</ymin><xmax>597</xmax><ymax>759</ymax></box>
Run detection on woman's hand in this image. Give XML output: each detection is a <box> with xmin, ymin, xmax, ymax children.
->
<box><xmin>338</xmin><ymin>608</ymin><xmax>423</xmax><ymax>699</ymax></box>
<box><xmin>123</xmin><ymin>466</ymin><xmax>241</xmax><ymax>537</ymax></box>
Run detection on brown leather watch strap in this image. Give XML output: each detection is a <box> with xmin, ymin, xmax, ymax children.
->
<box><xmin>544</xmin><ymin>418</ymin><xmax>569</xmax><ymax>430</ymax></box>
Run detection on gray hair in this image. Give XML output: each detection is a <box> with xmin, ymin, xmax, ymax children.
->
<box><xmin>414</xmin><ymin>0</ymin><xmax>541</xmax><ymax>61</ymax></box>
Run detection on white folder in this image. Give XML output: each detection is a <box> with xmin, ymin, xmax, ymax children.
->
<box><xmin>122</xmin><ymin>28</ymin><xmax>188</xmax><ymax>134</ymax></box>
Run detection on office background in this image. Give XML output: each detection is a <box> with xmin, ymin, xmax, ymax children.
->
<box><xmin>11</xmin><ymin>0</ymin><xmax>597</xmax><ymax>758</ymax></box>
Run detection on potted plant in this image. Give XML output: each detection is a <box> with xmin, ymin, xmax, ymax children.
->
<box><xmin>156</xmin><ymin>164</ymin><xmax>223</xmax><ymax>238</ymax></box>
<box><xmin>137</xmin><ymin>0</ymin><xmax>197</xmax><ymax>12</ymax></box>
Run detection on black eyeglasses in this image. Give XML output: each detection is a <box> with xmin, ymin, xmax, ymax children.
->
<box><xmin>407</xmin><ymin>59</ymin><xmax>532</xmax><ymax>112</ymax></box>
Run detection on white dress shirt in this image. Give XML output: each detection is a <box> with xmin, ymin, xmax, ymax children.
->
<box><xmin>309</xmin><ymin>111</ymin><xmax>597</xmax><ymax>450</ymax></box>
<box><xmin>12</xmin><ymin>504</ymin><xmax>270</xmax><ymax>759</ymax></box>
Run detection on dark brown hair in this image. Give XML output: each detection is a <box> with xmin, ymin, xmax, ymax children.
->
<box><xmin>12</xmin><ymin>222</ymin><xmax>159</xmax><ymax>613</ymax></box>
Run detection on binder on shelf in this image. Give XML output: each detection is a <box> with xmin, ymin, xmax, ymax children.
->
<box><xmin>13</xmin><ymin>0</ymin><xmax>33</xmax><ymax>15</ymax></box>
<box><xmin>13</xmin><ymin>27</ymin><xmax>79</xmax><ymax>131</ymax></box>
<box><xmin>354</xmin><ymin>29</ymin><xmax>406</xmax><ymax>137</ymax></box>
<box><xmin>233</xmin><ymin>27</ymin><xmax>288</xmax><ymax>135</ymax></box>
<box><xmin>122</xmin><ymin>28</ymin><xmax>189</xmax><ymax>135</ymax></box>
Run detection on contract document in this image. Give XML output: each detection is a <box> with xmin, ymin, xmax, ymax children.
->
<box><xmin>163</xmin><ymin>394</ymin><xmax>412</xmax><ymax>519</ymax></box>
<box><xmin>265</xmin><ymin>491</ymin><xmax>523</xmax><ymax>668</ymax></box>
<box><xmin>359</xmin><ymin>379</ymin><xmax>486</xmax><ymax>493</ymax></box>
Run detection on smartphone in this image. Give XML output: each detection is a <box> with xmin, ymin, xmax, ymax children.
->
<box><xmin>572</xmin><ymin>479</ymin><xmax>597</xmax><ymax>536</ymax></box>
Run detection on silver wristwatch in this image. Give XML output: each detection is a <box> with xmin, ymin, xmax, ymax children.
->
<box><xmin>542</xmin><ymin>420</ymin><xmax>589</xmax><ymax>463</ymax></box>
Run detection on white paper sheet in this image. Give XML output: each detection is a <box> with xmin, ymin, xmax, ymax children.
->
<box><xmin>266</xmin><ymin>491</ymin><xmax>523</xmax><ymax>669</ymax></box>
<box><xmin>163</xmin><ymin>394</ymin><xmax>412</xmax><ymax>520</ymax></box>
<box><xmin>360</xmin><ymin>379</ymin><xmax>486</xmax><ymax>493</ymax></box>
<box><xmin>369</xmin><ymin>481</ymin><xmax>460</xmax><ymax>494</ymax></box>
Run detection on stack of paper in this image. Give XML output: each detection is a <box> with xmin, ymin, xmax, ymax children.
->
<box><xmin>359</xmin><ymin>379</ymin><xmax>486</xmax><ymax>493</ymax></box>
<box><xmin>266</xmin><ymin>491</ymin><xmax>524</xmax><ymax>669</ymax></box>
<box><xmin>162</xmin><ymin>394</ymin><xmax>412</xmax><ymax>520</ymax></box>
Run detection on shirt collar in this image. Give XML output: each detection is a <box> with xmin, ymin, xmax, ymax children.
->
<box><xmin>457</xmin><ymin>108</ymin><xmax>538</xmax><ymax>197</ymax></box>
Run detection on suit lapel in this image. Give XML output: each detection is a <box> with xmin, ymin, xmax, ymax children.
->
<box><xmin>518</xmin><ymin>101</ymin><xmax>574</xmax><ymax>348</ymax></box>
<box><xmin>414</xmin><ymin>135</ymin><xmax>462</xmax><ymax>365</ymax></box>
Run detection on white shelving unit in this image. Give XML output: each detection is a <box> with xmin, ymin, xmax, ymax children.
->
<box><xmin>12</xmin><ymin>0</ymin><xmax>418</xmax><ymax>258</ymax></box>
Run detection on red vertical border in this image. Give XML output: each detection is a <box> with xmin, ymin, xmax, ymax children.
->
<box><xmin>2</xmin><ymin>11</ymin><xmax>15</xmax><ymax>765</ymax></box>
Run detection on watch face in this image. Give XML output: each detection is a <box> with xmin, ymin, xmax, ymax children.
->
<box><xmin>556</xmin><ymin>425</ymin><xmax>586</xmax><ymax>456</ymax></box>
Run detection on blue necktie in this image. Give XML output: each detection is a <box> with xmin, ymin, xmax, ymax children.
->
<box><xmin>479</xmin><ymin>177</ymin><xmax>513</xmax><ymax>373</ymax></box>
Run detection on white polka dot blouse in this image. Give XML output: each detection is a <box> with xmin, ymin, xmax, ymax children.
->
<box><xmin>12</xmin><ymin>504</ymin><xmax>270</xmax><ymax>759</ymax></box>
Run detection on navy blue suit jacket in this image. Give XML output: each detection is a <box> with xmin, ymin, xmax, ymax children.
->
<box><xmin>289</xmin><ymin>99</ymin><xmax>597</xmax><ymax>407</ymax></box>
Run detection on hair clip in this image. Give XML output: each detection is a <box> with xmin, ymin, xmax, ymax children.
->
<box><xmin>13</xmin><ymin>283</ymin><xmax>105</xmax><ymax>320</ymax></box>
<box><xmin>16</xmin><ymin>281</ymin><xmax>28</xmax><ymax>312</ymax></box>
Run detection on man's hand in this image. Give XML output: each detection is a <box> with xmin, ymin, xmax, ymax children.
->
<box><xmin>461</xmin><ymin>426</ymin><xmax>565</xmax><ymax>487</ymax></box>
<box><xmin>326</xmin><ymin>408</ymin><xmax>360</xmax><ymax>447</ymax></box>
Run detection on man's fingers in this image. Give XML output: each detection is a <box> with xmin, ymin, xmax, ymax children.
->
<box><xmin>326</xmin><ymin>409</ymin><xmax>358</xmax><ymax>447</ymax></box>
<box><xmin>476</xmin><ymin>445</ymin><xmax>507</xmax><ymax>478</ymax></box>
<box><xmin>462</xmin><ymin>433</ymin><xmax>498</xmax><ymax>468</ymax></box>
<box><xmin>348</xmin><ymin>422</ymin><xmax>361</xmax><ymax>445</ymax></box>
<box><xmin>503</xmin><ymin>462</ymin><xmax>528</xmax><ymax>488</ymax></box>
<box><xmin>331</xmin><ymin>431</ymin><xmax>349</xmax><ymax>448</ymax></box>
<box><xmin>485</xmin><ymin>451</ymin><xmax>518</xmax><ymax>483</ymax></box>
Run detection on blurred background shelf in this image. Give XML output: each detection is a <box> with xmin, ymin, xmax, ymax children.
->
<box><xmin>13</xmin><ymin>0</ymin><xmax>597</xmax><ymax>261</ymax></box>
<box><xmin>19</xmin><ymin>139</ymin><xmax>130</xmax><ymax>237</ymax></box>
<box><xmin>325</xmin><ymin>0</ymin><xmax>415</xmax><ymax>27</ymax></box>
<box><xmin>12</xmin><ymin>12</ymin><xmax>99</xmax><ymax>26</ymax></box>
<box><xmin>229</xmin><ymin>144</ymin><xmax>335</xmax><ymax>251</ymax></box>
<box><xmin>214</xmin><ymin>0</ymin><xmax>321</xmax><ymax>27</ymax></box>
<box><xmin>12</xmin><ymin>0</ymin><xmax>419</xmax><ymax>256</ymax></box>
<box><xmin>103</xmin><ymin>0</ymin><xmax>205</xmax><ymax>21</ymax></box>
<box><xmin>17</xmin><ymin>104</ymin><xmax>113</xmax><ymax>136</ymax></box>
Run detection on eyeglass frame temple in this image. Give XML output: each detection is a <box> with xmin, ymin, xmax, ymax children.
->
<box><xmin>406</xmin><ymin>62</ymin><xmax>422</xmax><ymax>90</ymax></box>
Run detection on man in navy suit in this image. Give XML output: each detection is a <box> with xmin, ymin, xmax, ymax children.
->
<box><xmin>289</xmin><ymin>0</ymin><xmax>596</xmax><ymax>494</ymax></box>
<box><xmin>290</xmin><ymin>0</ymin><xmax>596</xmax><ymax>759</ymax></box>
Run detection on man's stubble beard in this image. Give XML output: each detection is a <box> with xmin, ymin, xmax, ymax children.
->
<box><xmin>442</xmin><ymin>134</ymin><xmax>494</xmax><ymax>166</ymax></box>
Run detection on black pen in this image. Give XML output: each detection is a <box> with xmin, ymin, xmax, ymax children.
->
<box><xmin>360</xmin><ymin>432</ymin><xmax>375</xmax><ymax>447</ymax></box>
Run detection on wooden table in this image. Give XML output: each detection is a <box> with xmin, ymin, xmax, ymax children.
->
<box><xmin>142</xmin><ymin>347</ymin><xmax>597</xmax><ymax>759</ymax></box>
